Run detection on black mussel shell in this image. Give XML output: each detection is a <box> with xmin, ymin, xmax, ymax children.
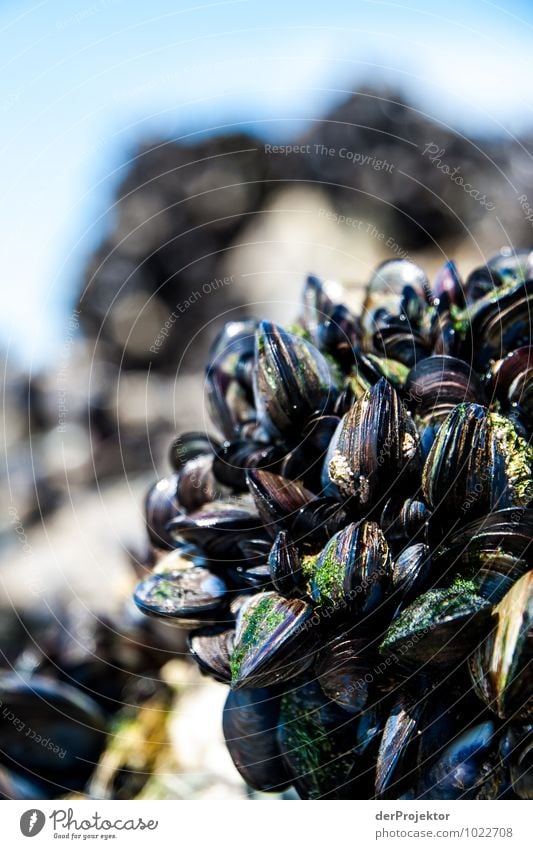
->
<box><xmin>432</xmin><ymin>260</ymin><xmax>465</xmax><ymax>313</ymax></box>
<box><xmin>145</xmin><ymin>474</ymin><xmax>181</xmax><ymax>549</ymax></box>
<box><xmin>372</xmin><ymin>324</ymin><xmax>431</xmax><ymax>368</ymax></box>
<box><xmin>490</xmin><ymin>346</ymin><xmax>533</xmax><ymax>426</ymax></box>
<box><xmin>176</xmin><ymin>454</ymin><xmax>224</xmax><ymax>512</ymax></box>
<box><xmin>315</xmin><ymin>636</ymin><xmax>374</xmax><ymax>714</ymax></box>
<box><xmin>246</xmin><ymin>469</ymin><xmax>316</xmax><ymax>538</ymax></box>
<box><xmin>506</xmin><ymin>726</ymin><xmax>533</xmax><ymax>799</ymax></box>
<box><xmin>326</xmin><ymin>378</ymin><xmax>421</xmax><ymax>511</ymax></box>
<box><xmin>380</xmin><ymin>580</ymin><xmax>492</xmax><ymax>669</ymax></box>
<box><xmin>0</xmin><ymin>765</ymin><xmax>45</xmax><ymax>800</ymax></box>
<box><xmin>230</xmin><ymin>592</ymin><xmax>318</xmax><ymax>689</ymax></box>
<box><xmin>405</xmin><ymin>355</ymin><xmax>485</xmax><ymax>423</ymax></box>
<box><xmin>305</xmin><ymin>521</ymin><xmax>391</xmax><ymax>619</ymax></box>
<box><xmin>291</xmin><ymin>497</ymin><xmax>348</xmax><ymax>550</ymax></box>
<box><xmin>169</xmin><ymin>431</ymin><xmax>218</xmax><ymax>471</ymax></box>
<box><xmin>391</xmin><ymin>543</ymin><xmax>432</xmax><ymax>613</ymax></box>
<box><xmin>380</xmin><ymin>497</ymin><xmax>430</xmax><ymax>552</ymax></box>
<box><xmin>460</xmin><ymin>278</ymin><xmax>533</xmax><ymax>370</ymax></box>
<box><xmin>432</xmin><ymin>508</ymin><xmax>533</xmax><ymax>581</ymax></box>
<box><xmin>206</xmin><ymin>320</ymin><xmax>258</xmax><ymax>439</ymax></box>
<box><xmin>300</xmin><ymin>274</ymin><xmax>337</xmax><ymax>345</ymax></box>
<box><xmin>317</xmin><ymin>303</ymin><xmax>359</xmax><ymax>368</ymax></box>
<box><xmin>418</xmin><ymin>720</ymin><xmax>499</xmax><ymax>799</ymax></box>
<box><xmin>422</xmin><ymin>403</ymin><xmax>533</xmax><ymax>525</ymax></box>
<box><xmin>188</xmin><ymin>625</ymin><xmax>234</xmax><ymax>683</ymax></box>
<box><xmin>267</xmin><ymin>531</ymin><xmax>303</xmax><ymax>596</ymax></box>
<box><xmin>469</xmin><ymin>570</ymin><xmax>532</xmax><ymax>719</ymax></box>
<box><xmin>253</xmin><ymin>321</ymin><xmax>339</xmax><ymax>436</ymax></box>
<box><xmin>134</xmin><ymin>557</ymin><xmax>228</xmax><ymax>627</ymax></box>
<box><xmin>167</xmin><ymin>498</ymin><xmax>262</xmax><ymax>560</ymax></box>
<box><xmin>362</xmin><ymin>259</ymin><xmax>431</xmax><ymax>343</ymax></box>
<box><xmin>222</xmin><ymin>688</ymin><xmax>292</xmax><ymax>792</ymax></box>
<box><xmin>213</xmin><ymin>440</ymin><xmax>284</xmax><ymax>491</ymax></box>
<box><xmin>277</xmin><ymin>680</ymin><xmax>371</xmax><ymax>799</ymax></box>
<box><xmin>375</xmin><ymin>691</ymin><xmax>423</xmax><ymax>798</ymax></box>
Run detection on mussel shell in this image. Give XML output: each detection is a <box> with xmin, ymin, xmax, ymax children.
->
<box><xmin>380</xmin><ymin>497</ymin><xmax>430</xmax><ymax>552</ymax></box>
<box><xmin>277</xmin><ymin>680</ymin><xmax>371</xmax><ymax>799</ymax></box>
<box><xmin>405</xmin><ymin>355</ymin><xmax>485</xmax><ymax>422</ymax></box>
<box><xmin>206</xmin><ymin>320</ymin><xmax>257</xmax><ymax>439</ymax></box>
<box><xmin>432</xmin><ymin>260</ymin><xmax>465</xmax><ymax>313</ymax></box>
<box><xmin>291</xmin><ymin>497</ymin><xmax>348</xmax><ymax>551</ymax></box>
<box><xmin>212</xmin><ymin>440</ymin><xmax>284</xmax><ymax>491</ymax></box>
<box><xmin>326</xmin><ymin>378</ymin><xmax>421</xmax><ymax>511</ymax></box>
<box><xmin>253</xmin><ymin>321</ymin><xmax>339</xmax><ymax>436</ymax></box>
<box><xmin>464</xmin><ymin>265</ymin><xmax>503</xmax><ymax>303</ymax></box>
<box><xmin>230</xmin><ymin>592</ymin><xmax>318</xmax><ymax>689</ymax></box>
<box><xmin>418</xmin><ymin>720</ymin><xmax>500</xmax><ymax>799</ymax></box>
<box><xmin>300</xmin><ymin>273</ymin><xmax>337</xmax><ymax>345</ymax></box>
<box><xmin>315</xmin><ymin>636</ymin><xmax>374</xmax><ymax>714</ymax></box>
<box><xmin>246</xmin><ymin>469</ymin><xmax>316</xmax><ymax>539</ymax></box>
<box><xmin>422</xmin><ymin>403</ymin><xmax>533</xmax><ymax>524</ymax></box>
<box><xmin>372</xmin><ymin>324</ymin><xmax>431</xmax><ymax>368</ymax></box>
<box><xmin>362</xmin><ymin>259</ymin><xmax>431</xmax><ymax>343</ymax></box>
<box><xmin>317</xmin><ymin>303</ymin><xmax>359</xmax><ymax>367</ymax></box>
<box><xmin>188</xmin><ymin>625</ymin><xmax>234</xmax><ymax>683</ymax></box>
<box><xmin>432</xmin><ymin>508</ymin><xmax>533</xmax><ymax>580</ymax></box>
<box><xmin>490</xmin><ymin>346</ymin><xmax>533</xmax><ymax>424</ymax></box>
<box><xmin>306</xmin><ymin>521</ymin><xmax>391</xmax><ymax>618</ymax></box>
<box><xmin>507</xmin><ymin>726</ymin><xmax>533</xmax><ymax>799</ymax></box>
<box><xmin>167</xmin><ymin>498</ymin><xmax>262</xmax><ymax>560</ymax></box>
<box><xmin>145</xmin><ymin>474</ymin><xmax>180</xmax><ymax>548</ymax></box>
<box><xmin>375</xmin><ymin>692</ymin><xmax>423</xmax><ymax>798</ymax></box>
<box><xmin>169</xmin><ymin>431</ymin><xmax>218</xmax><ymax>471</ymax></box>
<box><xmin>133</xmin><ymin>562</ymin><xmax>228</xmax><ymax>626</ymax></box>
<box><xmin>469</xmin><ymin>570</ymin><xmax>532</xmax><ymax>719</ymax></box>
<box><xmin>176</xmin><ymin>454</ymin><xmax>224</xmax><ymax>512</ymax></box>
<box><xmin>267</xmin><ymin>531</ymin><xmax>303</xmax><ymax>596</ymax></box>
<box><xmin>222</xmin><ymin>688</ymin><xmax>292</xmax><ymax>792</ymax></box>
<box><xmin>391</xmin><ymin>543</ymin><xmax>432</xmax><ymax>613</ymax></box>
<box><xmin>380</xmin><ymin>581</ymin><xmax>492</xmax><ymax>669</ymax></box>
<box><xmin>0</xmin><ymin>674</ymin><xmax>106</xmax><ymax>795</ymax></box>
<box><xmin>0</xmin><ymin>765</ymin><xmax>44</xmax><ymax>800</ymax></box>
<box><xmin>487</xmin><ymin>247</ymin><xmax>533</xmax><ymax>284</ymax></box>
<box><xmin>461</xmin><ymin>278</ymin><xmax>533</xmax><ymax>370</ymax></box>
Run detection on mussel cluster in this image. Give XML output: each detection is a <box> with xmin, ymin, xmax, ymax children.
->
<box><xmin>135</xmin><ymin>250</ymin><xmax>533</xmax><ymax>799</ymax></box>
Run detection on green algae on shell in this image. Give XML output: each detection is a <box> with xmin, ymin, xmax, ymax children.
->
<box><xmin>230</xmin><ymin>592</ymin><xmax>317</xmax><ymax>689</ymax></box>
<box><xmin>422</xmin><ymin>403</ymin><xmax>533</xmax><ymax>521</ymax></box>
<box><xmin>306</xmin><ymin>521</ymin><xmax>391</xmax><ymax>617</ymax></box>
<box><xmin>380</xmin><ymin>579</ymin><xmax>492</xmax><ymax>669</ymax></box>
<box><xmin>133</xmin><ymin>564</ymin><xmax>228</xmax><ymax>627</ymax></box>
<box><xmin>277</xmin><ymin>681</ymin><xmax>365</xmax><ymax>799</ymax></box>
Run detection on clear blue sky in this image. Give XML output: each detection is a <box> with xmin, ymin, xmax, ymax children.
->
<box><xmin>1</xmin><ymin>0</ymin><xmax>533</xmax><ymax>369</ymax></box>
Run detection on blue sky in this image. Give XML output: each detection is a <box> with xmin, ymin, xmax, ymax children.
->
<box><xmin>1</xmin><ymin>0</ymin><xmax>533</xmax><ymax>369</ymax></box>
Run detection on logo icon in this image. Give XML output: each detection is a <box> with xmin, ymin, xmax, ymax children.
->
<box><xmin>20</xmin><ymin>810</ymin><xmax>46</xmax><ymax>837</ymax></box>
